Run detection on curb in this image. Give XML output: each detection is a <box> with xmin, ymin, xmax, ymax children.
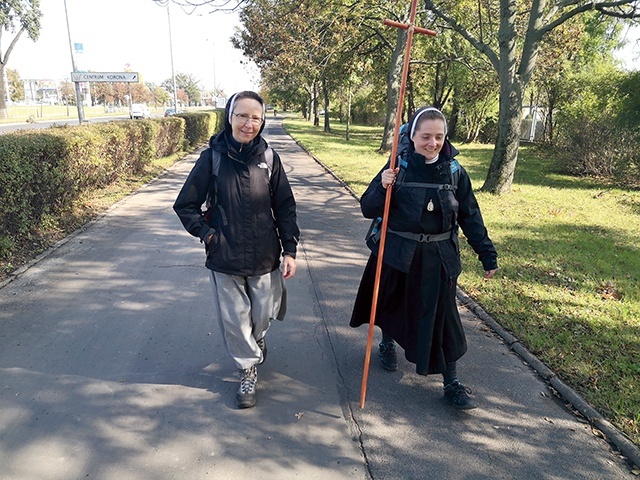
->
<box><xmin>455</xmin><ymin>289</ymin><xmax>640</xmax><ymax>470</ymax></box>
<box><xmin>285</xmin><ymin>125</ymin><xmax>640</xmax><ymax>471</ymax></box>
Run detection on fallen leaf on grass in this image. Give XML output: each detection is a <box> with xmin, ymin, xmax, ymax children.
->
<box><xmin>598</xmin><ymin>281</ymin><xmax>623</xmax><ymax>300</ymax></box>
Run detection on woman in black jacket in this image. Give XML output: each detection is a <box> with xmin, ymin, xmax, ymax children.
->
<box><xmin>174</xmin><ymin>91</ymin><xmax>299</xmax><ymax>409</ymax></box>
<box><xmin>350</xmin><ymin>107</ymin><xmax>497</xmax><ymax>409</ymax></box>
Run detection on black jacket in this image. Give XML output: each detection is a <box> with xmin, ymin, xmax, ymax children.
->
<box><xmin>361</xmin><ymin>139</ymin><xmax>497</xmax><ymax>276</ymax></box>
<box><xmin>174</xmin><ymin>131</ymin><xmax>299</xmax><ymax>276</ymax></box>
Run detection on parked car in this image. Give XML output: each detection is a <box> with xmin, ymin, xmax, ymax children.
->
<box><xmin>164</xmin><ymin>108</ymin><xmax>179</xmax><ymax>117</ymax></box>
<box><xmin>130</xmin><ymin>103</ymin><xmax>151</xmax><ymax>119</ymax></box>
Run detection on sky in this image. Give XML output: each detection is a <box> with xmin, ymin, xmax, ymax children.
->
<box><xmin>8</xmin><ymin>0</ymin><xmax>261</xmax><ymax>96</ymax></box>
<box><xmin>615</xmin><ymin>24</ymin><xmax>640</xmax><ymax>70</ymax></box>
<box><xmin>5</xmin><ymin>1</ymin><xmax>639</xmax><ymax>96</ymax></box>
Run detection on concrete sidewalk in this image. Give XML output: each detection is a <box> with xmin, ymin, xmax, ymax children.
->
<box><xmin>0</xmin><ymin>117</ymin><xmax>636</xmax><ymax>479</ymax></box>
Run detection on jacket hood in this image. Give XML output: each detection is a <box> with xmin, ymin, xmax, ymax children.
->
<box><xmin>441</xmin><ymin>138</ymin><xmax>459</xmax><ymax>158</ymax></box>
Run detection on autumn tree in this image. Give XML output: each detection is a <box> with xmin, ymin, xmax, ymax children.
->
<box><xmin>162</xmin><ymin>73</ymin><xmax>201</xmax><ymax>105</ymax></box>
<box><xmin>424</xmin><ymin>0</ymin><xmax>639</xmax><ymax>194</ymax></box>
<box><xmin>7</xmin><ymin>68</ymin><xmax>24</xmax><ymax>101</ymax></box>
<box><xmin>0</xmin><ymin>0</ymin><xmax>42</xmax><ymax>118</ymax></box>
<box><xmin>59</xmin><ymin>80</ymin><xmax>75</xmax><ymax>106</ymax></box>
<box><xmin>91</xmin><ymin>82</ymin><xmax>115</xmax><ymax>106</ymax></box>
<box><xmin>234</xmin><ymin>0</ymin><xmax>437</xmax><ymax>143</ymax></box>
<box><xmin>402</xmin><ymin>20</ymin><xmax>500</xmax><ymax>141</ymax></box>
<box><xmin>234</xmin><ymin>0</ymin><xmax>337</xmax><ymax>129</ymax></box>
<box><xmin>148</xmin><ymin>83</ymin><xmax>171</xmax><ymax>108</ymax></box>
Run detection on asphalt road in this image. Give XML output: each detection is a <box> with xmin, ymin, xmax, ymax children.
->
<box><xmin>0</xmin><ymin>115</ymin><xmax>150</xmax><ymax>134</ymax></box>
<box><xmin>0</xmin><ymin>116</ymin><xmax>635</xmax><ymax>479</ymax></box>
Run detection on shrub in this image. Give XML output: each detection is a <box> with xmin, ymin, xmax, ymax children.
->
<box><xmin>155</xmin><ymin>117</ymin><xmax>186</xmax><ymax>158</ymax></box>
<box><xmin>0</xmin><ymin>117</ymin><xmax>186</xmax><ymax>254</ymax></box>
<box><xmin>554</xmin><ymin>69</ymin><xmax>639</xmax><ymax>188</ymax></box>
<box><xmin>177</xmin><ymin>110</ymin><xmax>220</xmax><ymax>148</ymax></box>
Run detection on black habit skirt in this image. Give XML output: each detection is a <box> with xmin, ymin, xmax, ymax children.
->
<box><xmin>350</xmin><ymin>242</ymin><xmax>467</xmax><ymax>375</ymax></box>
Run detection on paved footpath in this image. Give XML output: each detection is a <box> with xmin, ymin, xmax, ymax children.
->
<box><xmin>0</xmin><ymin>117</ymin><xmax>636</xmax><ymax>479</ymax></box>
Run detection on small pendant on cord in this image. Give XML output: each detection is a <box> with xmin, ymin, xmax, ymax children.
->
<box><xmin>427</xmin><ymin>199</ymin><xmax>434</xmax><ymax>211</ymax></box>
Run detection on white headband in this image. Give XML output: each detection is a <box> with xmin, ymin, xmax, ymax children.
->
<box><xmin>228</xmin><ymin>94</ymin><xmax>237</xmax><ymax>124</ymax></box>
<box><xmin>228</xmin><ymin>93</ymin><xmax>266</xmax><ymax>124</ymax></box>
<box><xmin>410</xmin><ymin>107</ymin><xmax>447</xmax><ymax>139</ymax></box>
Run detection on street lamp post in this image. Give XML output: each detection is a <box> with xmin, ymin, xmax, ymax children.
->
<box><xmin>63</xmin><ymin>0</ymin><xmax>85</xmax><ymax>124</ymax></box>
<box><xmin>206</xmin><ymin>38</ymin><xmax>217</xmax><ymax>105</ymax></box>
<box><xmin>167</xmin><ymin>3</ymin><xmax>179</xmax><ymax>110</ymax></box>
<box><xmin>211</xmin><ymin>40</ymin><xmax>216</xmax><ymax>95</ymax></box>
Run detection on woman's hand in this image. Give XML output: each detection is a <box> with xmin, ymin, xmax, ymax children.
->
<box><xmin>282</xmin><ymin>255</ymin><xmax>297</xmax><ymax>279</ymax></box>
<box><xmin>484</xmin><ymin>269</ymin><xmax>498</xmax><ymax>279</ymax></box>
<box><xmin>381</xmin><ymin>167</ymin><xmax>399</xmax><ymax>189</ymax></box>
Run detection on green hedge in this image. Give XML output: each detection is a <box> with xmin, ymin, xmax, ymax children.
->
<box><xmin>0</xmin><ymin>110</ymin><xmax>222</xmax><ymax>257</ymax></box>
<box><xmin>176</xmin><ymin>110</ymin><xmax>222</xmax><ymax>148</ymax></box>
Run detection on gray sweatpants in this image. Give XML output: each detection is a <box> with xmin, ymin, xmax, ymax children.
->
<box><xmin>209</xmin><ymin>269</ymin><xmax>286</xmax><ymax>370</ymax></box>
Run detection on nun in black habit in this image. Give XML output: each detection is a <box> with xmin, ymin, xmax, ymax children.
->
<box><xmin>350</xmin><ymin>107</ymin><xmax>498</xmax><ymax>409</ymax></box>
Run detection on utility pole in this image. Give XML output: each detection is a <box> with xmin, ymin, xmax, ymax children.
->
<box><xmin>64</xmin><ymin>0</ymin><xmax>85</xmax><ymax>124</ymax></box>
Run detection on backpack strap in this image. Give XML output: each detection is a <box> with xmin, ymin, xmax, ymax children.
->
<box><xmin>395</xmin><ymin>158</ymin><xmax>460</xmax><ymax>192</ymax></box>
<box><xmin>449</xmin><ymin>159</ymin><xmax>460</xmax><ymax>191</ymax></box>
<box><xmin>205</xmin><ymin>149</ymin><xmax>225</xmax><ymax>225</ymax></box>
<box><xmin>264</xmin><ymin>147</ymin><xmax>274</xmax><ymax>176</ymax></box>
<box><xmin>211</xmin><ymin>149</ymin><xmax>221</xmax><ymax>177</ymax></box>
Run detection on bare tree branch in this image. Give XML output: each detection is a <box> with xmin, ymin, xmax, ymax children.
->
<box><xmin>424</xmin><ymin>0</ymin><xmax>501</xmax><ymax>69</ymax></box>
<box><xmin>542</xmin><ymin>0</ymin><xmax>639</xmax><ymax>34</ymax></box>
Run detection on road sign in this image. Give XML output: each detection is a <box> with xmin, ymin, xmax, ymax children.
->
<box><xmin>70</xmin><ymin>72</ymin><xmax>139</xmax><ymax>83</ymax></box>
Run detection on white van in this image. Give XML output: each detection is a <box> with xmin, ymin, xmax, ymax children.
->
<box><xmin>130</xmin><ymin>103</ymin><xmax>151</xmax><ymax>119</ymax></box>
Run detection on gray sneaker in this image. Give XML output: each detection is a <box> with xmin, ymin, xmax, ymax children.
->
<box><xmin>257</xmin><ymin>337</ymin><xmax>267</xmax><ymax>365</ymax></box>
<box><xmin>236</xmin><ymin>365</ymin><xmax>258</xmax><ymax>408</ymax></box>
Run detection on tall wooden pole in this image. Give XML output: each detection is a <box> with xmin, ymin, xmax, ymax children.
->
<box><xmin>359</xmin><ymin>0</ymin><xmax>436</xmax><ymax>409</ymax></box>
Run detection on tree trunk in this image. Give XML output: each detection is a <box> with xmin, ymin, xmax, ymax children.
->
<box><xmin>322</xmin><ymin>81</ymin><xmax>330</xmax><ymax>133</ymax></box>
<box><xmin>481</xmin><ymin>74</ymin><xmax>524</xmax><ymax>194</ymax></box>
<box><xmin>313</xmin><ymin>81</ymin><xmax>319</xmax><ymax>127</ymax></box>
<box><xmin>346</xmin><ymin>85</ymin><xmax>352</xmax><ymax>142</ymax></box>
<box><xmin>546</xmin><ymin>100</ymin><xmax>555</xmax><ymax>145</ymax></box>
<box><xmin>448</xmin><ymin>99</ymin><xmax>460</xmax><ymax>141</ymax></box>
<box><xmin>480</xmin><ymin>0</ymin><xmax>522</xmax><ymax>194</ymax></box>
<box><xmin>380</xmin><ymin>26</ymin><xmax>409</xmax><ymax>152</ymax></box>
<box><xmin>0</xmin><ymin>64</ymin><xmax>8</xmax><ymax>119</ymax></box>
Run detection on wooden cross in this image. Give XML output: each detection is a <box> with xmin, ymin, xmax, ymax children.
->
<box><xmin>359</xmin><ymin>0</ymin><xmax>436</xmax><ymax>409</ymax></box>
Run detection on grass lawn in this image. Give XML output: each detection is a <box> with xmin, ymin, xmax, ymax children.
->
<box><xmin>284</xmin><ymin>114</ymin><xmax>640</xmax><ymax>446</ymax></box>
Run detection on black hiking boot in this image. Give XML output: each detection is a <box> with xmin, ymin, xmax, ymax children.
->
<box><xmin>378</xmin><ymin>341</ymin><xmax>398</xmax><ymax>371</ymax></box>
<box><xmin>443</xmin><ymin>380</ymin><xmax>478</xmax><ymax>410</ymax></box>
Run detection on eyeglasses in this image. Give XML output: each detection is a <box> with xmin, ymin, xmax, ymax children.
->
<box><xmin>233</xmin><ymin>113</ymin><xmax>264</xmax><ymax>126</ymax></box>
